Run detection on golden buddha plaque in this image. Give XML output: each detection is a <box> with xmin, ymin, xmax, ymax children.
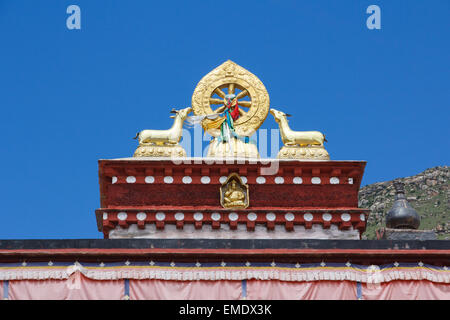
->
<box><xmin>220</xmin><ymin>173</ymin><xmax>249</xmax><ymax>209</ymax></box>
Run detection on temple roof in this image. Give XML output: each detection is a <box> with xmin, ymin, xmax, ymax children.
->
<box><xmin>1</xmin><ymin>239</ymin><xmax>448</xmax><ymax>265</ymax></box>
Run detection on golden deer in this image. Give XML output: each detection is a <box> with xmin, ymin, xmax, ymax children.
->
<box><xmin>270</xmin><ymin>108</ymin><xmax>327</xmax><ymax>147</ymax></box>
<box><xmin>134</xmin><ymin>107</ymin><xmax>192</xmax><ymax>145</ymax></box>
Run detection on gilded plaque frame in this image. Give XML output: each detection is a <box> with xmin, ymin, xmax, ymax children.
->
<box><xmin>220</xmin><ymin>173</ymin><xmax>250</xmax><ymax>209</ymax></box>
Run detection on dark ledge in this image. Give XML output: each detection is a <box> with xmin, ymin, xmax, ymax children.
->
<box><xmin>0</xmin><ymin>239</ymin><xmax>448</xmax><ymax>265</ymax></box>
<box><xmin>0</xmin><ymin>238</ymin><xmax>449</xmax><ymax>250</ymax></box>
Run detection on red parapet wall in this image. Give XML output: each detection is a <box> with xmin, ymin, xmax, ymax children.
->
<box><xmin>95</xmin><ymin>208</ymin><xmax>368</xmax><ymax>236</ymax></box>
<box><xmin>96</xmin><ymin>158</ymin><xmax>368</xmax><ymax>238</ymax></box>
<box><xmin>98</xmin><ymin>159</ymin><xmax>366</xmax><ymax>208</ymax></box>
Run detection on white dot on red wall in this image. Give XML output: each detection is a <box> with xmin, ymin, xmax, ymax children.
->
<box><xmin>164</xmin><ymin>176</ymin><xmax>173</xmax><ymax>184</ymax></box>
<box><xmin>228</xmin><ymin>212</ymin><xmax>239</xmax><ymax>221</ymax></box>
<box><xmin>241</xmin><ymin>177</ymin><xmax>247</xmax><ymax>184</ymax></box>
<box><xmin>275</xmin><ymin>177</ymin><xmax>284</xmax><ymax>184</ymax></box>
<box><xmin>247</xmin><ymin>213</ymin><xmax>257</xmax><ymax>221</ymax></box>
<box><xmin>256</xmin><ymin>177</ymin><xmax>266</xmax><ymax>184</ymax></box>
<box><xmin>266</xmin><ymin>213</ymin><xmax>276</xmax><ymax>221</ymax></box>
<box><xmin>341</xmin><ymin>213</ymin><xmax>351</xmax><ymax>221</ymax></box>
<box><xmin>182</xmin><ymin>176</ymin><xmax>192</xmax><ymax>184</ymax></box>
<box><xmin>303</xmin><ymin>213</ymin><xmax>313</xmax><ymax>221</ymax></box>
<box><xmin>360</xmin><ymin>214</ymin><xmax>365</xmax><ymax>221</ymax></box>
<box><xmin>126</xmin><ymin>176</ymin><xmax>136</xmax><ymax>183</ymax></box>
<box><xmin>201</xmin><ymin>176</ymin><xmax>210</xmax><ymax>184</ymax></box>
<box><xmin>322</xmin><ymin>213</ymin><xmax>332</xmax><ymax>221</ymax></box>
<box><xmin>136</xmin><ymin>212</ymin><xmax>147</xmax><ymax>221</ymax></box>
<box><xmin>117</xmin><ymin>212</ymin><xmax>127</xmax><ymax>221</ymax></box>
<box><xmin>194</xmin><ymin>212</ymin><xmax>204</xmax><ymax>221</ymax></box>
<box><xmin>102</xmin><ymin>212</ymin><xmax>108</xmax><ymax>220</ymax></box>
<box><xmin>285</xmin><ymin>213</ymin><xmax>294</xmax><ymax>221</ymax></box>
<box><xmin>311</xmin><ymin>177</ymin><xmax>321</xmax><ymax>184</ymax></box>
<box><xmin>156</xmin><ymin>212</ymin><xmax>166</xmax><ymax>221</ymax></box>
<box><xmin>330</xmin><ymin>177</ymin><xmax>340</xmax><ymax>184</ymax></box>
<box><xmin>112</xmin><ymin>176</ymin><xmax>117</xmax><ymax>184</ymax></box>
<box><xmin>145</xmin><ymin>176</ymin><xmax>155</xmax><ymax>184</ymax></box>
<box><xmin>211</xmin><ymin>213</ymin><xmax>221</xmax><ymax>221</ymax></box>
<box><xmin>219</xmin><ymin>176</ymin><xmax>227</xmax><ymax>184</ymax></box>
<box><xmin>293</xmin><ymin>177</ymin><xmax>303</xmax><ymax>184</ymax></box>
<box><xmin>175</xmin><ymin>212</ymin><xmax>184</xmax><ymax>221</ymax></box>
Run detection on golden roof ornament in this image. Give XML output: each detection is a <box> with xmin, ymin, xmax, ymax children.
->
<box><xmin>270</xmin><ymin>108</ymin><xmax>330</xmax><ymax>160</ymax></box>
<box><xmin>191</xmin><ymin>60</ymin><xmax>270</xmax><ymax>138</ymax></box>
<box><xmin>133</xmin><ymin>107</ymin><xmax>192</xmax><ymax>158</ymax></box>
<box><xmin>190</xmin><ymin>60</ymin><xmax>270</xmax><ymax>158</ymax></box>
<box><xmin>132</xmin><ymin>60</ymin><xmax>330</xmax><ymax>160</ymax></box>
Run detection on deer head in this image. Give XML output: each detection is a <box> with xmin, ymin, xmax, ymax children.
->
<box><xmin>270</xmin><ymin>108</ymin><xmax>291</xmax><ymax>123</ymax></box>
<box><xmin>170</xmin><ymin>107</ymin><xmax>192</xmax><ymax>119</ymax></box>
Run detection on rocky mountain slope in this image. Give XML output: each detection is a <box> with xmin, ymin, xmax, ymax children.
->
<box><xmin>359</xmin><ymin>166</ymin><xmax>449</xmax><ymax>240</ymax></box>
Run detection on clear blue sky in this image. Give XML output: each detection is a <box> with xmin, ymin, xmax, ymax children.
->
<box><xmin>0</xmin><ymin>1</ymin><xmax>448</xmax><ymax>239</ymax></box>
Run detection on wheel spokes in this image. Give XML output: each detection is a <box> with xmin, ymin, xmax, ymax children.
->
<box><xmin>235</xmin><ymin>89</ymin><xmax>248</xmax><ymax>100</ymax></box>
<box><xmin>228</xmin><ymin>83</ymin><xmax>235</xmax><ymax>95</ymax></box>
<box><xmin>214</xmin><ymin>88</ymin><xmax>226</xmax><ymax>99</ymax></box>
<box><xmin>210</xmin><ymin>98</ymin><xmax>224</xmax><ymax>105</ymax></box>
<box><xmin>210</xmin><ymin>84</ymin><xmax>252</xmax><ymax>116</ymax></box>
<box><xmin>213</xmin><ymin>105</ymin><xmax>226</xmax><ymax>114</ymax></box>
<box><xmin>238</xmin><ymin>100</ymin><xmax>251</xmax><ymax>108</ymax></box>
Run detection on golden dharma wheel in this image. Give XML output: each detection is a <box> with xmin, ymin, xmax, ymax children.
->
<box><xmin>191</xmin><ymin>60</ymin><xmax>270</xmax><ymax>137</ymax></box>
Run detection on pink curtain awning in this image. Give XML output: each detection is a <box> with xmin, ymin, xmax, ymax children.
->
<box><xmin>1</xmin><ymin>261</ymin><xmax>448</xmax><ymax>284</ymax></box>
<box><xmin>8</xmin><ymin>273</ymin><xmax>124</xmax><ymax>300</ymax></box>
<box><xmin>247</xmin><ymin>280</ymin><xmax>357</xmax><ymax>300</ymax></box>
<box><xmin>130</xmin><ymin>279</ymin><xmax>242</xmax><ymax>300</ymax></box>
<box><xmin>362</xmin><ymin>280</ymin><xmax>450</xmax><ymax>300</ymax></box>
<box><xmin>4</xmin><ymin>274</ymin><xmax>450</xmax><ymax>300</ymax></box>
